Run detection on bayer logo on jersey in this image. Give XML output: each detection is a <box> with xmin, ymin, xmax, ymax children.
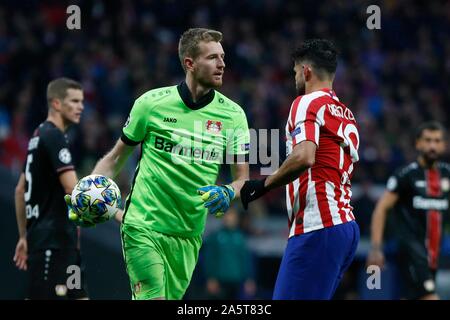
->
<box><xmin>70</xmin><ymin>174</ymin><xmax>122</xmax><ymax>224</ymax></box>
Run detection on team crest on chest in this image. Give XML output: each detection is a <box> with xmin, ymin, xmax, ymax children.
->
<box><xmin>205</xmin><ymin>120</ymin><xmax>222</xmax><ymax>134</ymax></box>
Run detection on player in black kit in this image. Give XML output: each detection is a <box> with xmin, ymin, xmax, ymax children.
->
<box><xmin>13</xmin><ymin>78</ymin><xmax>88</xmax><ymax>299</ymax></box>
<box><xmin>367</xmin><ymin>121</ymin><xmax>449</xmax><ymax>300</ymax></box>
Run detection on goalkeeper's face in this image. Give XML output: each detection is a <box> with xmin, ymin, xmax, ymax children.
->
<box><xmin>192</xmin><ymin>41</ymin><xmax>225</xmax><ymax>88</ymax></box>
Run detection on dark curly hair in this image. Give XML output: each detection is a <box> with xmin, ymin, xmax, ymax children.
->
<box><xmin>292</xmin><ymin>39</ymin><xmax>338</xmax><ymax>79</ymax></box>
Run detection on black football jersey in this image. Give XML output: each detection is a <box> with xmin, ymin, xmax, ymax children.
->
<box><xmin>386</xmin><ymin>161</ymin><xmax>450</xmax><ymax>269</ymax></box>
<box><xmin>23</xmin><ymin>121</ymin><xmax>78</xmax><ymax>253</ymax></box>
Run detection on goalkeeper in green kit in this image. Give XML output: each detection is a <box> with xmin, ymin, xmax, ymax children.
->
<box><xmin>68</xmin><ymin>28</ymin><xmax>250</xmax><ymax>300</ymax></box>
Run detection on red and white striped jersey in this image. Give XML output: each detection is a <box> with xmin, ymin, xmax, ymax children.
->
<box><xmin>285</xmin><ymin>88</ymin><xmax>360</xmax><ymax>237</ymax></box>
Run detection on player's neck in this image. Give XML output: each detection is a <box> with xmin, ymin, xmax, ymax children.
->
<box><xmin>185</xmin><ymin>77</ymin><xmax>213</xmax><ymax>102</ymax></box>
<box><xmin>305</xmin><ymin>80</ymin><xmax>333</xmax><ymax>95</ymax></box>
<box><xmin>418</xmin><ymin>156</ymin><xmax>437</xmax><ymax>169</ymax></box>
<box><xmin>47</xmin><ymin>113</ymin><xmax>68</xmax><ymax>132</ymax></box>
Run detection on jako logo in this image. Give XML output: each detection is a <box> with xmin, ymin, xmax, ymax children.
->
<box><xmin>164</xmin><ymin>117</ymin><xmax>177</xmax><ymax>123</ymax></box>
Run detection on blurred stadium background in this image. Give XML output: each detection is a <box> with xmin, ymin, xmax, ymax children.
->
<box><xmin>1</xmin><ymin>0</ymin><xmax>449</xmax><ymax>299</ymax></box>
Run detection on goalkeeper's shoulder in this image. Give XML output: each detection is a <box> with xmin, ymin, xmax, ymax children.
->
<box><xmin>135</xmin><ymin>85</ymin><xmax>178</xmax><ymax>105</ymax></box>
<box><xmin>215</xmin><ymin>91</ymin><xmax>247</xmax><ymax>118</ymax></box>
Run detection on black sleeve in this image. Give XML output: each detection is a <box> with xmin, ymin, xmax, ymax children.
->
<box><xmin>42</xmin><ymin>128</ymin><xmax>75</xmax><ymax>174</ymax></box>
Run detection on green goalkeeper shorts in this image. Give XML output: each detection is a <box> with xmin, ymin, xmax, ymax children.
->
<box><xmin>120</xmin><ymin>223</ymin><xmax>202</xmax><ymax>300</ymax></box>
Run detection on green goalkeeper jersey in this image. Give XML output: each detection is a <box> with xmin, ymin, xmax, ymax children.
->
<box><xmin>121</xmin><ymin>82</ymin><xmax>250</xmax><ymax>237</ymax></box>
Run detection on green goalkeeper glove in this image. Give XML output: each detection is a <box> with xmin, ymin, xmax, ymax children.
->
<box><xmin>64</xmin><ymin>194</ymin><xmax>96</xmax><ymax>228</ymax></box>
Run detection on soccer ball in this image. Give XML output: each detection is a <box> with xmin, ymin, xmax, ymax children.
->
<box><xmin>70</xmin><ymin>174</ymin><xmax>122</xmax><ymax>223</ymax></box>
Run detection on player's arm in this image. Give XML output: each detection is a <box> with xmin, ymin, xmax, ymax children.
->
<box><xmin>240</xmin><ymin>97</ymin><xmax>322</xmax><ymax>209</ymax></box>
<box><xmin>228</xmin><ymin>107</ymin><xmax>251</xmax><ymax>199</ymax></box>
<box><xmin>265</xmin><ymin>140</ymin><xmax>316</xmax><ymax>190</ymax></box>
<box><xmin>89</xmin><ymin>97</ymin><xmax>147</xmax><ymax>223</ymax></box>
<box><xmin>366</xmin><ymin>191</ymin><xmax>399</xmax><ymax>268</ymax></box>
<box><xmin>90</xmin><ymin>94</ymin><xmax>146</xmax><ymax>182</ymax></box>
<box><xmin>92</xmin><ymin>138</ymin><xmax>136</xmax><ymax>179</ymax></box>
<box><xmin>229</xmin><ymin>162</ymin><xmax>250</xmax><ymax>198</ymax></box>
<box><xmin>239</xmin><ymin>141</ymin><xmax>315</xmax><ymax>209</ymax></box>
<box><xmin>91</xmin><ymin>139</ymin><xmax>135</xmax><ymax>224</ymax></box>
<box><xmin>13</xmin><ymin>173</ymin><xmax>28</xmax><ymax>270</ymax></box>
<box><xmin>59</xmin><ymin>170</ymin><xmax>78</xmax><ymax>194</ymax></box>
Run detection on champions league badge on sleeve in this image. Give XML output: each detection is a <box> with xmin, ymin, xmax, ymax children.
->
<box><xmin>58</xmin><ymin>148</ymin><xmax>72</xmax><ymax>164</ymax></box>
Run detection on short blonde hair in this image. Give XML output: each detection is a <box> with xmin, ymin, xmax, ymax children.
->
<box><xmin>178</xmin><ymin>28</ymin><xmax>223</xmax><ymax>72</ymax></box>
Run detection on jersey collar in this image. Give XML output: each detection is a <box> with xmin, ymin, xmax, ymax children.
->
<box><xmin>177</xmin><ymin>81</ymin><xmax>215</xmax><ymax>110</ymax></box>
<box><xmin>320</xmin><ymin>88</ymin><xmax>339</xmax><ymax>101</ymax></box>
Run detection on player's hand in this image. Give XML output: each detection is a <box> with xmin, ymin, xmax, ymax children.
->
<box><xmin>197</xmin><ymin>185</ymin><xmax>235</xmax><ymax>217</ymax></box>
<box><xmin>64</xmin><ymin>194</ymin><xmax>96</xmax><ymax>228</ymax></box>
<box><xmin>240</xmin><ymin>178</ymin><xmax>268</xmax><ymax>210</ymax></box>
<box><xmin>366</xmin><ymin>248</ymin><xmax>385</xmax><ymax>269</ymax></box>
<box><xmin>13</xmin><ymin>237</ymin><xmax>28</xmax><ymax>271</ymax></box>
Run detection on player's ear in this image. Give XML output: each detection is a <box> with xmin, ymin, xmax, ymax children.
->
<box><xmin>415</xmin><ymin>137</ymin><xmax>421</xmax><ymax>150</ymax></box>
<box><xmin>184</xmin><ymin>57</ymin><xmax>195</xmax><ymax>72</ymax></box>
<box><xmin>303</xmin><ymin>65</ymin><xmax>312</xmax><ymax>81</ymax></box>
<box><xmin>50</xmin><ymin>98</ymin><xmax>62</xmax><ymax>112</ymax></box>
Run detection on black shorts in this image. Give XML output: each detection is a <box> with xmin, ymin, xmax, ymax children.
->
<box><xmin>397</xmin><ymin>243</ymin><xmax>437</xmax><ymax>300</ymax></box>
<box><xmin>28</xmin><ymin>249</ymin><xmax>88</xmax><ymax>300</ymax></box>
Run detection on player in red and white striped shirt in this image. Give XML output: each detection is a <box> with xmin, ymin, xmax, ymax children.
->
<box><xmin>285</xmin><ymin>82</ymin><xmax>359</xmax><ymax>236</ymax></box>
<box><xmin>241</xmin><ymin>39</ymin><xmax>360</xmax><ymax>299</ymax></box>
